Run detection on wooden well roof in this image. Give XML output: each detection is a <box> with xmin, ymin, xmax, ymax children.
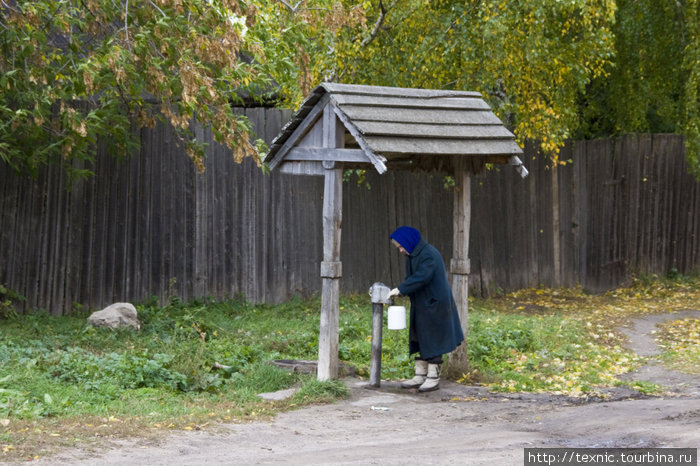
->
<box><xmin>264</xmin><ymin>83</ymin><xmax>525</xmax><ymax>175</ymax></box>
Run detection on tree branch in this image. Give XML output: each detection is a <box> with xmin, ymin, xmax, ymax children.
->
<box><xmin>124</xmin><ymin>0</ymin><xmax>130</xmax><ymax>47</ymax></box>
<box><xmin>1</xmin><ymin>0</ymin><xmax>21</xmax><ymax>13</ymax></box>
<box><xmin>148</xmin><ymin>0</ymin><xmax>167</xmax><ymax>17</ymax></box>
<box><xmin>361</xmin><ymin>0</ymin><xmax>386</xmax><ymax>47</ymax></box>
<box><xmin>277</xmin><ymin>0</ymin><xmax>304</xmax><ymax>13</ymax></box>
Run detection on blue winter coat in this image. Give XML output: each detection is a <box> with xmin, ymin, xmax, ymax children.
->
<box><xmin>397</xmin><ymin>239</ymin><xmax>464</xmax><ymax>359</ymax></box>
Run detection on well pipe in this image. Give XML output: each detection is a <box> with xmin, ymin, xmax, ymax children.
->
<box><xmin>368</xmin><ymin>282</ymin><xmax>392</xmax><ymax>388</ymax></box>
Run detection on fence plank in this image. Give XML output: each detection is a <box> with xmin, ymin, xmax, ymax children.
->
<box><xmin>558</xmin><ymin>142</ymin><xmax>576</xmax><ymax>287</ymax></box>
<box><xmin>623</xmin><ymin>135</ymin><xmax>640</xmax><ymax>274</ymax></box>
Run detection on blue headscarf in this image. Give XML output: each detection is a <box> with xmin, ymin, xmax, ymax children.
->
<box><xmin>390</xmin><ymin>226</ymin><xmax>422</xmax><ymax>254</ymax></box>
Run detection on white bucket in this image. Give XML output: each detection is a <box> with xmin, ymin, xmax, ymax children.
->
<box><xmin>387</xmin><ymin>305</ymin><xmax>406</xmax><ymax>330</ymax></box>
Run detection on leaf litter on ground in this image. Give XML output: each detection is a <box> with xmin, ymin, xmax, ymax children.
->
<box><xmin>465</xmin><ymin>275</ymin><xmax>700</xmax><ymax>396</ymax></box>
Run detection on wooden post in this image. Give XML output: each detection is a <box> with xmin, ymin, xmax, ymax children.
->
<box><xmin>447</xmin><ymin>159</ymin><xmax>471</xmax><ymax>378</ymax></box>
<box><xmin>317</xmin><ymin>104</ymin><xmax>343</xmax><ymax>381</ymax></box>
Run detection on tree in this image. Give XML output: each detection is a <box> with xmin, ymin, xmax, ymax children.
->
<box><xmin>322</xmin><ymin>0</ymin><xmax>617</xmax><ymax>162</ymax></box>
<box><xmin>577</xmin><ymin>0</ymin><xmax>700</xmax><ymax>174</ymax></box>
<box><xmin>0</xmin><ymin>0</ymin><xmax>269</xmax><ymax>177</ymax></box>
<box><xmin>4</xmin><ymin>0</ymin><xmax>697</xmax><ymax>176</ymax></box>
<box><xmin>249</xmin><ymin>0</ymin><xmax>366</xmax><ymax>107</ymax></box>
<box><xmin>284</xmin><ymin>0</ymin><xmax>699</xmax><ymax>171</ymax></box>
<box><xmin>0</xmin><ymin>0</ymin><xmax>368</xmax><ymax>177</ymax></box>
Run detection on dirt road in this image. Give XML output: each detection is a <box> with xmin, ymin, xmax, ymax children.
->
<box><xmin>27</xmin><ymin>311</ymin><xmax>700</xmax><ymax>465</ymax></box>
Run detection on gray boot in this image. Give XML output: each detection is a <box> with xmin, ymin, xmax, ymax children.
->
<box><xmin>401</xmin><ymin>360</ymin><xmax>428</xmax><ymax>389</ymax></box>
<box><xmin>418</xmin><ymin>363</ymin><xmax>441</xmax><ymax>392</ymax></box>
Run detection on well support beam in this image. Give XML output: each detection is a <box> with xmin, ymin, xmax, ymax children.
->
<box><xmin>318</xmin><ymin>167</ymin><xmax>343</xmax><ymax>380</ymax></box>
<box><xmin>447</xmin><ymin>159</ymin><xmax>471</xmax><ymax>378</ymax></box>
<box><xmin>317</xmin><ymin>104</ymin><xmax>343</xmax><ymax>381</ymax></box>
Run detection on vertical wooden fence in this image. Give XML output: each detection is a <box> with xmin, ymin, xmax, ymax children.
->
<box><xmin>1</xmin><ymin>109</ymin><xmax>699</xmax><ymax>315</ymax></box>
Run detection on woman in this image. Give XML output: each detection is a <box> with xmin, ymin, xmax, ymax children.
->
<box><xmin>387</xmin><ymin>226</ymin><xmax>464</xmax><ymax>392</ymax></box>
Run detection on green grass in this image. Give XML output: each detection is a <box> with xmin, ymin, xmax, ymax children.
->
<box><xmin>3</xmin><ymin>276</ymin><xmax>700</xmax><ymax>461</ymax></box>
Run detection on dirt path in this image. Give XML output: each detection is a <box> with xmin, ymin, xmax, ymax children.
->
<box><xmin>618</xmin><ymin>309</ymin><xmax>700</xmax><ymax>396</ymax></box>
<box><xmin>19</xmin><ymin>311</ymin><xmax>700</xmax><ymax>465</ymax></box>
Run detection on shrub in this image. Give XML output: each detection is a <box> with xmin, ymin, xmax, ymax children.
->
<box><xmin>52</xmin><ymin>347</ymin><xmax>187</xmax><ymax>391</ymax></box>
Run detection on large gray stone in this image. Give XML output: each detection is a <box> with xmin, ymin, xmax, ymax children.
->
<box><xmin>87</xmin><ymin>303</ymin><xmax>140</xmax><ymax>330</ymax></box>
